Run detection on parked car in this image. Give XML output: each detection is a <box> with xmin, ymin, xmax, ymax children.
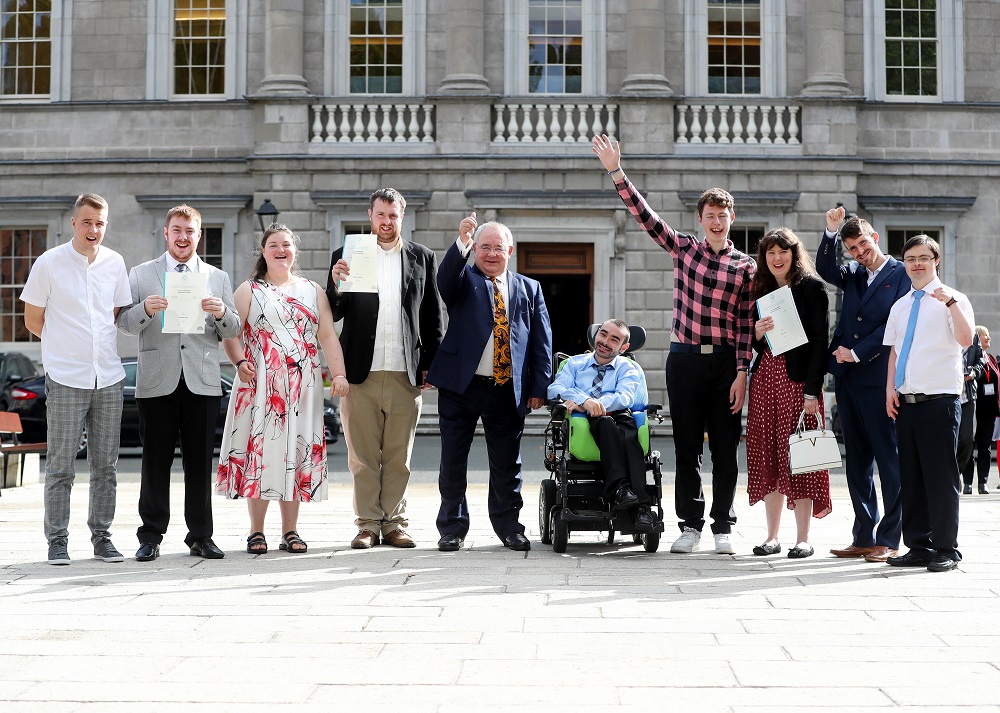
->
<box><xmin>0</xmin><ymin>351</ymin><xmax>43</xmax><ymax>413</ymax></box>
<box><xmin>11</xmin><ymin>358</ymin><xmax>341</xmax><ymax>457</ymax></box>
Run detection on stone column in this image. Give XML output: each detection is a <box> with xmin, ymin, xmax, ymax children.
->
<box><xmin>258</xmin><ymin>0</ymin><xmax>309</xmax><ymax>95</ymax></box>
<box><xmin>620</xmin><ymin>0</ymin><xmax>672</xmax><ymax>95</ymax></box>
<box><xmin>801</xmin><ymin>0</ymin><xmax>851</xmax><ymax>96</ymax></box>
<box><xmin>438</xmin><ymin>0</ymin><xmax>490</xmax><ymax>93</ymax></box>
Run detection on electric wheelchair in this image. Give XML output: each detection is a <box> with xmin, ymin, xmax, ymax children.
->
<box><xmin>539</xmin><ymin>325</ymin><xmax>665</xmax><ymax>553</ymax></box>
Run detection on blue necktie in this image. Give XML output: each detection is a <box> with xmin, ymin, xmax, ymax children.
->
<box><xmin>894</xmin><ymin>290</ymin><xmax>925</xmax><ymax>390</ymax></box>
<box><xmin>590</xmin><ymin>364</ymin><xmax>611</xmax><ymax>399</ymax></box>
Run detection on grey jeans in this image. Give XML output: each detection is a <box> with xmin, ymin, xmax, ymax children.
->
<box><xmin>43</xmin><ymin>376</ymin><xmax>124</xmax><ymax>545</ymax></box>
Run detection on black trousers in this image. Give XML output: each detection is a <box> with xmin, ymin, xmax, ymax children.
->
<box><xmin>895</xmin><ymin>396</ymin><xmax>962</xmax><ymax>561</ymax></box>
<box><xmin>963</xmin><ymin>398</ymin><xmax>997</xmax><ymax>487</ymax></box>
<box><xmin>136</xmin><ymin>382</ymin><xmax>221</xmax><ymax>546</ymax></box>
<box><xmin>436</xmin><ymin>380</ymin><xmax>526</xmax><ymax>541</ymax></box>
<box><xmin>589</xmin><ymin>411</ymin><xmax>650</xmax><ymax>505</ymax></box>
<box><xmin>666</xmin><ymin>350</ymin><xmax>741</xmax><ymax>534</ymax></box>
<box><xmin>957</xmin><ymin>399</ymin><xmax>976</xmax><ymax>484</ymax></box>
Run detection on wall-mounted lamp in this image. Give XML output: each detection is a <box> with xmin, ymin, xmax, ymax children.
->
<box><xmin>255</xmin><ymin>199</ymin><xmax>280</xmax><ymax>232</ymax></box>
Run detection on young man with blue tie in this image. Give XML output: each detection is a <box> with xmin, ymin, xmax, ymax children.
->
<box><xmin>884</xmin><ymin>235</ymin><xmax>974</xmax><ymax>572</ymax></box>
<box><xmin>547</xmin><ymin>319</ymin><xmax>654</xmax><ymax>532</ymax></box>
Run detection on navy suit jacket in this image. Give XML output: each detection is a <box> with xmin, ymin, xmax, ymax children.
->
<box><xmin>816</xmin><ymin>230</ymin><xmax>911</xmax><ymax>388</ymax></box>
<box><xmin>426</xmin><ymin>241</ymin><xmax>553</xmax><ymax>416</ymax></box>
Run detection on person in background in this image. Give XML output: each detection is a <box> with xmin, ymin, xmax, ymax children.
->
<box><xmin>958</xmin><ymin>330</ymin><xmax>986</xmax><ymax>494</ymax></box>
<box><xmin>217</xmin><ymin>225</ymin><xmax>349</xmax><ymax>555</ymax></box>
<box><xmin>965</xmin><ymin>326</ymin><xmax>999</xmax><ymax>492</ymax></box>
<box><xmin>746</xmin><ymin>228</ymin><xmax>831</xmax><ymax>559</ymax></box>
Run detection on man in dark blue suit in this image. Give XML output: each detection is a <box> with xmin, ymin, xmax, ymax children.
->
<box><xmin>426</xmin><ymin>212</ymin><xmax>552</xmax><ymax>552</ymax></box>
<box><xmin>817</xmin><ymin>206</ymin><xmax>911</xmax><ymax>562</ymax></box>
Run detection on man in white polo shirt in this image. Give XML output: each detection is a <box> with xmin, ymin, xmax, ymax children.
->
<box><xmin>884</xmin><ymin>234</ymin><xmax>974</xmax><ymax>573</ymax></box>
<box><xmin>21</xmin><ymin>193</ymin><xmax>132</xmax><ymax>566</ymax></box>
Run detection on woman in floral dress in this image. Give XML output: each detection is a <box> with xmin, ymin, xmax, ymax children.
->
<box><xmin>217</xmin><ymin>224</ymin><xmax>349</xmax><ymax>554</ymax></box>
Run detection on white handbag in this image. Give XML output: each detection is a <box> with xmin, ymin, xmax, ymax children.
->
<box><xmin>788</xmin><ymin>410</ymin><xmax>842</xmax><ymax>474</ymax></box>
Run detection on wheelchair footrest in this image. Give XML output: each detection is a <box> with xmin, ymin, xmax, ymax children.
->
<box><xmin>562</xmin><ymin>508</ymin><xmax>611</xmax><ymax>523</ymax></box>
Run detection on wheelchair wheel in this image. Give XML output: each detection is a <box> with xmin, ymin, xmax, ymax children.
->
<box><xmin>539</xmin><ymin>478</ymin><xmax>557</xmax><ymax>545</ymax></box>
<box><xmin>642</xmin><ymin>530</ymin><xmax>660</xmax><ymax>553</ymax></box>
<box><xmin>552</xmin><ymin>511</ymin><xmax>569</xmax><ymax>553</ymax></box>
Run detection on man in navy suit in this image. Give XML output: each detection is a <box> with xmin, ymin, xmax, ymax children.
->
<box><xmin>426</xmin><ymin>212</ymin><xmax>552</xmax><ymax>552</ymax></box>
<box><xmin>817</xmin><ymin>206</ymin><xmax>911</xmax><ymax>562</ymax></box>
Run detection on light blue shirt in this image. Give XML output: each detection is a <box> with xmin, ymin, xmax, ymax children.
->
<box><xmin>547</xmin><ymin>353</ymin><xmax>647</xmax><ymax>413</ymax></box>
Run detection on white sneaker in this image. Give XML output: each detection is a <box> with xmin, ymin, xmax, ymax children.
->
<box><xmin>714</xmin><ymin>533</ymin><xmax>735</xmax><ymax>555</ymax></box>
<box><xmin>670</xmin><ymin>527</ymin><xmax>701</xmax><ymax>553</ymax></box>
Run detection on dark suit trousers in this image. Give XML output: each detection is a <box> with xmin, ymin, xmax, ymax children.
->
<box><xmin>957</xmin><ymin>399</ymin><xmax>976</xmax><ymax>486</ymax></box>
<box><xmin>666</xmin><ymin>350</ymin><xmax>741</xmax><ymax>534</ymax></box>
<box><xmin>895</xmin><ymin>397</ymin><xmax>962</xmax><ymax>561</ymax></box>
<box><xmin>835</xmin><ymin>374</ymin><xmax>902</xmax><ymax>548</ymax></box>
<box><xmin>965</xmin><ymin>397</ymin><xmax>998</xmax><ymax>487</ymax></box>
<box><xmin>136</xmin><ymin>381</ymin><xmax>221</xmax><ymax>546</ymax></box>
<box><xmin>436</xmin><ymin>379</ymin><xmax>526</xmax><ymax>541</ymax></box>
<box><xmin>589</xmin><ymin>412</ymin><xmax>649</xmax><ymax>504</ymax></box>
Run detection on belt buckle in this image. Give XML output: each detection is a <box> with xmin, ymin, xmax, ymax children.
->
<box><xmin>700</xmin><ymin>345</ymin><xmax>713</xmax><ymax>355</ymax></box>
<box><xmin>903</xmin><ymin>393</ymin><xmax>917</xmax><ymax>404</ymax></box>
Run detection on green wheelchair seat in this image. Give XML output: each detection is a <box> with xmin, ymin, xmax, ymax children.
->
<box><xmin>568</xmin><ymin>411</ymin><xmax>650</xmax><ymax>462</ymax></box>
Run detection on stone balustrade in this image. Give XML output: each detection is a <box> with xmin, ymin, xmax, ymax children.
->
<box><xmin>492</xmin><ymin>101</ymin><xmax>617</xmax><ymax>143</ymax></box>
<box><xmin>310</xmin><ymin>102</ymin><xmax>435</xmax><ymax>143</ymax></box>
<box><xmin>675</xmin><ymin>101</ymin><xmax>800</xmax><ymax>145</ymax></box>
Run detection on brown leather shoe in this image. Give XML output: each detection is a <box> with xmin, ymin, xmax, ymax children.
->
<box><xmin>829</xmin><ymin>544</ymin><xmax>877</xmax><ymax>558</ymax></box>
<box><xmin>863</xmin><ymin>546</ymin><xmax>899</xmax><ymax>563</ymax></box>
<box><xmin>383</xmin><ymin>529</ymin><xmax>416</xmax><ymax>548</ymax></box>
<box><xmin>350</xmin><ymin>530</ymin><xmax>380</xmax><ymax>549</ymax></box>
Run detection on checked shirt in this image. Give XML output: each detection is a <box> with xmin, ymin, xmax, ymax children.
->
<box><xmin>615</xmin><ymin>176</ymin><xmax>756</xmax><ymax>370</ymax></box>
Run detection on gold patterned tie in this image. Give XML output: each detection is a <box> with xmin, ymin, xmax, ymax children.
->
<box><xmin>491</xmin><ymin>277</ymin><xmax>511</xmax><ymax>385</ymax></box>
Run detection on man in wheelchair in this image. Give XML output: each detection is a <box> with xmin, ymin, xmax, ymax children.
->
<box><xmin>546</xmin><ymin>319</ymin><xmax>655</xmax><ymax>532</ymax></box>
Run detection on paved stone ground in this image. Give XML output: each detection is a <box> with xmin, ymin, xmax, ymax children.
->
<box><xmin>2</xmin><ymin>458</ymin><xmax>1000</xmax><ymax>711</ymax></box>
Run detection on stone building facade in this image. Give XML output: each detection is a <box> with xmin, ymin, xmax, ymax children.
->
<box><xmin>1</xmin><ymin>0</ymin><xmax>998</xmax><ymax>405</ymax></box>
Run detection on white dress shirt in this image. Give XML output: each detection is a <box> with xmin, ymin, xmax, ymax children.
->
<box><xmin>165</xmin><ymin>253</ymin><xmax>200</xmax><ymax>273</ymax></box>
<box><xmin>456</xmin><ymin>239</ymin><xmax>511</xmax><ymax>378</ymax></box>
<box><xmin>884</xmin><ymin>276</ymin><xmax>974</xmax><ymax>395</ymax></box>
<box><xmin>371</xmin><ymin>239</ymin><xmax>406</xmax><ymax>373</ymax></box>
<box><xmin>20</xmin><ymin>241</ymin><xmax>131</xmax><ymax>389</ymax></box>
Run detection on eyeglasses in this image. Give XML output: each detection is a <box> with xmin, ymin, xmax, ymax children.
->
<box><xmin>476</xmin><ymin>245</ymin><xmax>507</xmax><ymax>255</ymax></box>
<box><xmin>903</xmin><ymin>256</ymin><xmax>935</xmax><ymax>265</ymax></box>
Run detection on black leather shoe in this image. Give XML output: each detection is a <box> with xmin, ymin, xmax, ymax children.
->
<box><xmin>504</xmin><ymin>532</ymin><xmax>531</xmax><ymax>551</ymax></box>
<box><xmin>437</xmin><ymin>534</ymin><xmax>464</xmax><ymax>552</ymax></box>
<box><xmin>927</xmin><ymin>555</ymin><xmax>958</xmax><ymax>572</ymax></box>
<box><xmin>135</xmin><ymin>543</ymin><xmax>160</xmax><ymax>562</ymax></box>
<box><xmin>612</xmin><ymin>483</ymin><xmax>640</xmax><ymax>511</ymax></box>
<box><xmin>632</xmin><ymin>505</ymin><xmax>654</xmax><ymax>532</ymax></box>
<box><xmin>887</xmin><ymin>550</ymin><xmax>934</xmax><ymax>567</ymax></box>
<box><xmin>189</xmin><ymin>537</ymin><xmax>225</xmax><ymax>559</ymax></box>
<box><xmin>979</xmin><ymin>486</ymin><xmax>990</xmax><ymax>495</ymax></box>
<box><xmin>963</xmin><ymin>485</ymin><xmax>973</xmax><ymax>495</ymax></box>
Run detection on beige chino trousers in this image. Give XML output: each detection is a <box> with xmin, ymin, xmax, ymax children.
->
<box><xmin>341</xmin><ymin>371</ymin><xmax>422</xmax><ymax>535</ymax></box>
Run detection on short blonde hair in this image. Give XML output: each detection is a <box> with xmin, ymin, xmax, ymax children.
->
<box><xmin>75</xmin><ymin>193</ymin><xmax>108</xmax><ymax>214</ymax></box>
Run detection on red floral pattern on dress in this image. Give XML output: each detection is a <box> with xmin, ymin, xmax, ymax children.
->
<box><xmin>216</xmin><ymin>280</ymin><xmax>328</xmax><ymax>502</ymax></box>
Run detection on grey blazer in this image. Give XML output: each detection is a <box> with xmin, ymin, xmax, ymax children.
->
<box><xmin>117</xmin><ymin>254</ymin><xmax>241</xmax><ymax>399</ymax></box>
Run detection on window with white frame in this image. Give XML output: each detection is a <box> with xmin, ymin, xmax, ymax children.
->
<box><xmin>863</xmin><ymin>0</ymin><xmax>962</xmax><ymax>102</ymax></box>
<box><xmin>349</xmin><ymin>0</ymin><xmax>403</xmax><ymax>94</ymax></box>
<box><xmin>527</xmin><ymin>0</ymin><xmax>582</xmax><ymax>94</ymax></box>
<box><xmin>684</xmin><ymin>0</ymin><xmax>784</xmax><ymax>97</ymax></box>
<box><xmin>707</xmin><ymin>0</ymin><xmax>761</xmax><ymax>95</ymax></box>
<box><xmin>197</xmin><ymin>225</ymin><xmax>224</xmax><ymax>269</ymax></box>
<box><xmin>147</xmin><ymin>0</ymin><xmax>246</xmax><ymax>100</ymax></box>
<box><xmin>0</xmin><ymin>227</ymin><xmax>45</xmax><ymax>342</ymax></box>
<box><xmin>1</xmin><ymin>0</ymin><xmax>51</xmax><ymax>97</ymax></box>
<box><xmin>173</xmin><ymin>0</ymin><xmax>226</xmax><ymax>96</ymax></box>
<box><xmin>324</xmin><ymin>0</ymin><xmax>425</xmax><ymax>96</ymax></box>
<box><xmin>727</xmin><ymin>225</ymin><xmax>765</xmax><ymax>257</ymax></box>
<box><xmin>886</xmin><ymin>227</ymin><xmax>941</xmax><ymax>260</ymax></box>
<box><xmin>504</xmin><ymin>0</ymin><xmax>604</xmax><ymax>96</ymax></box>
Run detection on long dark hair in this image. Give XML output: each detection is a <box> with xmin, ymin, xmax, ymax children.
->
<box><xmin>751</xmin><ymin>227</ymin><xmax>817</xmax><ymax>298</ymax></box>
<box><xmin>250</xmin><ymin>224</ymin><xmax>302</xmax><ymax>281</ymax></box>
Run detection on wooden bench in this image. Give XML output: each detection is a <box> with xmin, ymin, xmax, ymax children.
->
<box><xmin>0</xmin><ymin>412</ymin><xmax>46</xmax><ymax>495</ymax></box>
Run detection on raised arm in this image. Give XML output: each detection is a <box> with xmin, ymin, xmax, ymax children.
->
<box><xmin>815</xmin><ymin>206</ymin><xmax>851</xmax><ymax>289</ymax></box>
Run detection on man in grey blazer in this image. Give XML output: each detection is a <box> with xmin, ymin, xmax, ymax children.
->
<box><xmin>117</xmin><ymin>205</ymin><xmax>240</xmax><ymax>561</ymax></box>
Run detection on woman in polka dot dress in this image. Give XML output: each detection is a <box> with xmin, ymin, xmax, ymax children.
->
<box><xmin>746</xmin><ymin>228</ymin><xmax>832</xmax><ymax>559</ymax></box>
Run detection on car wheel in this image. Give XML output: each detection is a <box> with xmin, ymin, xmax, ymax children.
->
<box><xmin>76</xmin><ymin>425</ymin><xmax>88</xmax><ymax>459</ymax></box>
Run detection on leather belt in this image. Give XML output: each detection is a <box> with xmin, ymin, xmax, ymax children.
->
<box><xmin>901</xmin><ymin>393</ymin><xmax>956</xmax><ymax>404</ymax></box>
<box><xmin>669</xmin><ymin>343</ymin><xmax>732</xmax><ymax>355</ymax></box>
<box><xmin>471</xmin><ymin>374</ymin><xmax>503</xmax><ymax>387</ymax></box>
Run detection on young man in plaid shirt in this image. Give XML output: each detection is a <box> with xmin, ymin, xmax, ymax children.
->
<box><xmin>593</xmin><ymin>134</ymin><xmax>756</xmax><ymax>554</ymax></box>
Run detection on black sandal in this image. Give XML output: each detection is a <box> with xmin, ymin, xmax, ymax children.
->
<box><xmin>279</xmin><ymin>530</ymin><xmax>308</xmax><ymax>553</ymax></box>
<box><xmin>246</xmin><ymin>532</ymin><xmax>267</xmax><ymax>554</ymax></box>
